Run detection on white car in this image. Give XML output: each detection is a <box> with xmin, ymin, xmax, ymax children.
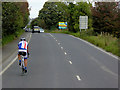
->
<box><xmin>32</xmin><ymin>26</ymin><xmax>40</xmax><ymax>33</ymax></box>
<box><xmin>40</xmin><ymin>28</ymin><xmax>44</xmax><ymax>33</ymax></box>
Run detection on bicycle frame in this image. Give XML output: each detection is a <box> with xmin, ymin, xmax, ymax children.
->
<box><xmin>21</xmin><ymin>55</ymin><xmax>25</xmax><ymax>74</ymax></box>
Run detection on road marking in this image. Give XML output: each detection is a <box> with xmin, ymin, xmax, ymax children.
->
<box><xmin>61</xmin><ymin>47</ymin><xmax>63</xmax><ymax>50</ymax></box>
<box><xmin>0</xmin><ymin>33</ymin><xmax>32</xmax><ymax>75</ymax></box>
<box><xmin>64</xmin><ymin>52</ymin><xmax>67</xmax><ymax>55</ymax></box>
<box><xmin>56</xmin><ymin>40</ymin><xmax>57</xmax><ymax>41</ymax></box>
<box><xmin>58</xmin><ymin>43</ymin><xmax>60</xmax><ymax>45</ymax></box>
<box><xmin>28</xmin><ymin>33</ymin><xmax>32</xmax><ymax>43</ymax></box>
<box><xmin>76</xmin><ymin>75</ymin><xmax>81</xmax><ymax>81</ymax></box>
<box><xmin>69</xmin><ymin>61</ymin><xmax>72</xmax><ymax>64</ymax></box>
<box><xmin>49</xmin><ymin>33</ymin><xmax>54</xmax><ymax>37</ymax></box>
<box><xmin>69</xmin><ymin>35</ymin><xmax>119</xmax><ymax>60</ymax></box>
<box><xmin>0</xmin><ymin>56</ymin><xmax>17</xmax><ymax>75</ymax></box>
<box><xmin>101</xmin><ymin>66</ymin><xmax>118</xmax><ymax>77</ymax></box>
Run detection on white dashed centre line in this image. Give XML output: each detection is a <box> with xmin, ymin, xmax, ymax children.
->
<box><xmin>56</xmin><ymin>40</ymin><xmax>57</xmax><ymax>41</ymax></box>
<box><xmin>50</xmin><ymin>34</ymin><xmax>53</xmax><ymax>37</ymax></box>
<box><xmin>61</xmin><ymin>47</ymin><xmax>63</xmax><ymax>50</ymax></box>
<box><xmin>76</xmin><ymin>75</ymin><xmax>81</xmax><ymax>81</ymax></box>
<box><xmin>64</xmin><ymin>52</ymin><xmax>67</xmax><ymax>55</ymax></box>
<box><xmin>58</xmin><ymin>43</ymin><xmax>60</xmax><ymax>45</ymax></box>
<box><xmin>49</xmin><ymin>33</ymin><xmax>54</xmax><ymax>37</ymax></box>
<box><xmin>69</xmin><ymin>61</ymin><xmax>72</xmax><ymax>64</ymax></box>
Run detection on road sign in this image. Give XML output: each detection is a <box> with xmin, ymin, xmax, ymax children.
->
<box><xmin>79</xmin><ymin>16</ymin><xmax>88</xmax><ymax>32</ymax></box>
<box><xmin>58</xmin><ymin>22</ymin><xmax>67</xmax><ymax>29</ymax></box>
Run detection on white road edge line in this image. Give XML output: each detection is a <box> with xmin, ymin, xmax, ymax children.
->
<box><xmin>69</xmin><ymin>61</ymin><xmax>72</xmax><ymax>64</ymax></box>
<box><xmin>0</xmin><ymin>33</ymin><xmax>32</xmax><ymax>75</ymax></box>
<box><xmin>76</xmin><ymin>75</ymin><xmax>81</xmax><ymax>81</ymax></box>
<box><xmin>28</xmin><ymin>33</ymin><xmax>32</xmax><ymax>43</ymax></box>
<box><xmin>69</xmin><ymin>35</ymin><xmax>119</xmax><ymax>60</ymax></box>
<box><xmin>0</xmin><ymin>56</ymin><xmax>17</xmax><ymax>75</ymax></box>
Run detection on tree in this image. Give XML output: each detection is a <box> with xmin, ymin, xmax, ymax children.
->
<box><xmin>38</xmin><ymin>2</ymin><xmax>68</xmax><ymax>30</ymax></box>
<box><xmin>15</xmin><ymin>2</ymin><xmax>30</xmax><ymax>28</ymax></box>
<box><xmin>70</xmin><ymin>2</ymin><xmax>92</xmax><ymax>32</ymax></box>
<box><xmin>67</xmin><ymin>2</ymin><xmax>75</xmax><ymax>32</ymax></box>
<box><xmin>92</xmin><ymin>2</ymin><xmax>120</xmax><ymax>37</ymax></box>
<box><xmin>2</xmin><ymin>2</ymin><xmax>29</xmax><ymax>38</ymax></box>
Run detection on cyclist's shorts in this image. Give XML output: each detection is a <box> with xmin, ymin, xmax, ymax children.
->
<box><xmin>18</xmin><ymin>51</ymin><xmax>27</xmax><ymax>59</ymax></box>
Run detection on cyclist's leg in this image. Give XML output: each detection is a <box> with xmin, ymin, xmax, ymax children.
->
<box><xmin>18</xmin><ymin>53</ymin><xmax>21</xmax><ymax>60</ymax></box>
<box><xmin>18</xmin><ymin>52</ymin><xmax>21</xmax><ymax>65</ymax></box>
<box><xmin>24</xmin><ymin>59</ymin><xmax>27</xmax><ymax>68</ymax></box>
<box><xmin>24</xmin><ymin>52</ymin><xmax>28</xmax><ymax>72</ymax></box>
<box><xmin>24</xmin><ymin>59</ymin><xmax>27</xmax><ymax>73</ymax></box>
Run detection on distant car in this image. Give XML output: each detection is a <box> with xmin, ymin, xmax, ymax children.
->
<box><xmin>25</xmin><ymin>28</ymin><xmax>28</xmax><ymax>32</ymax></box>
<box><xmin>40</xmin><ymin>28</ymin><xmax>44</xmax><ymax>33</ymax></box>
<box><xmin>25</xmin><ymin>28</ymin><xmax>31</xmax><ymax>32</ymax></box>
<box><xmin>32</xmin><ymin>26</ymin><xmax>40</xmax><ymax>33</ymax></box>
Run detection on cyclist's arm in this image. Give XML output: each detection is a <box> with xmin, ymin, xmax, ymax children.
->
<box><xmin>27</xmin><ymin>46</ymin><xmax>29</xmax><ymax>53</ymax></box>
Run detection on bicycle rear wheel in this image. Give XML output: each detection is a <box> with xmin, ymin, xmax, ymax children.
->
<box><xmin>22</xmin><ymin>65</ymin><xmax>25</xmax><ymax>74</ymax></box>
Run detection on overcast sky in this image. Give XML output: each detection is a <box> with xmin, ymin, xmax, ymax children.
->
<box><xmin>27</xmin><ymin>0</ymin><xmax>48</xmax><ymax>19</ymax></box>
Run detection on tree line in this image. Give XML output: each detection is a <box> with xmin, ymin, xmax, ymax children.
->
<box><xmin>31</xmin><ymin>2</ymin><xmax>92</xmax><ymax>33</ymax></box>
<box><xmin>2</xmin><ymin>2</ymin><xmax>29</xmax><ymax>38</ymax></box>
<box><xmin>31</xmin><ymin>1</ymin><xmax>120</xmax><ymax>38</ymax></box>
<box><xmin>92</xmin><ymin>2</ymin><xmax>120</xmax><ymax>38</ymax></box>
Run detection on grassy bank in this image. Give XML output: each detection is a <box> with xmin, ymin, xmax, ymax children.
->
<box><xmin>45</xmin><ymin>29</ymin><xmax>120</xmax><ymax>57</ymax></box>
<box><xmin>2</xmin><ymin>29</ymin><xmax>25</xmax><ymax>46</ymax></box>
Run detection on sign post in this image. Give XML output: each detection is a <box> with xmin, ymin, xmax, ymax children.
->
<box><xmin>79</xmin><ymin>16</ymin><xmax>88</xmax><ymax>32</ymax></box>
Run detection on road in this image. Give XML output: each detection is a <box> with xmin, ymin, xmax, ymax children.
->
<box><xmin>2</xmin><ymin>33</ymin><xmax>118</xmax><ymax>88</ymax></box>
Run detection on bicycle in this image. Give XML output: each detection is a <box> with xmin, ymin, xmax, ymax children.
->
<box><xmin>21</xmin><ymin>55</ymin><xmax>25</xmax><ymax>74</ymax></box>
<box><xmin>19</xmin><ymin>52</ymin><xmax>27</xmax><ymax>74</ymax></box>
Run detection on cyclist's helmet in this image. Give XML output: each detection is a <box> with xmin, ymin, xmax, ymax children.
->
<box><xmin>20</xmin><ymin>37</ymin><xmax>26</xmax><ymax>41</ymax></box>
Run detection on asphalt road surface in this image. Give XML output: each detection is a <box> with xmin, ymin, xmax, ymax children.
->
<box><xmin>2</xmin><ymin>33</ymin><xmax>118</xmax><ymax>88</ymax></box>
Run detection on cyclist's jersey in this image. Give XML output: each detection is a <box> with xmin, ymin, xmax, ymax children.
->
<box><xmin>18</xmin><ymin>41</ymin><xmax>28</xmax><ymax>52</ymax></box>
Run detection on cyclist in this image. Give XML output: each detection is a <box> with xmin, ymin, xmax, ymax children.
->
<box><xmin>18</xmin><ymin>37</ymin><xmax>29</xmax><ymax>73</ymax></box>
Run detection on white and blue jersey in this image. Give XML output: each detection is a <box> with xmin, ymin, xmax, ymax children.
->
<box><xmin>18</xmin><ymin>41</ymin><xmax>28</xmax><ymax>53</ymax></box>
<box><xmin>18</xmin><ymin>41</ymin><xmax>28</xmax><ymax>59</ymax></box>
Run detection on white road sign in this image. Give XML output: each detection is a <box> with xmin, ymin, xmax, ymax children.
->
<box><xmin>79</xmin><ymin>16</ymin><xmax>88</xmax><ymax>31</ymax></box>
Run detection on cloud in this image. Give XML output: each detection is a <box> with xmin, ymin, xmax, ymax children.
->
<box><xmin>27</xmin><ymin>0</ymin><xmax>48</xmax><ymax>18</ymax></box>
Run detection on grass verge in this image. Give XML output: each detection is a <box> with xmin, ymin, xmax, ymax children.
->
<box><xmin>2</xmin><ymin>29</ymin><xmax>25</xmax><ymax>46</ymax></box>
